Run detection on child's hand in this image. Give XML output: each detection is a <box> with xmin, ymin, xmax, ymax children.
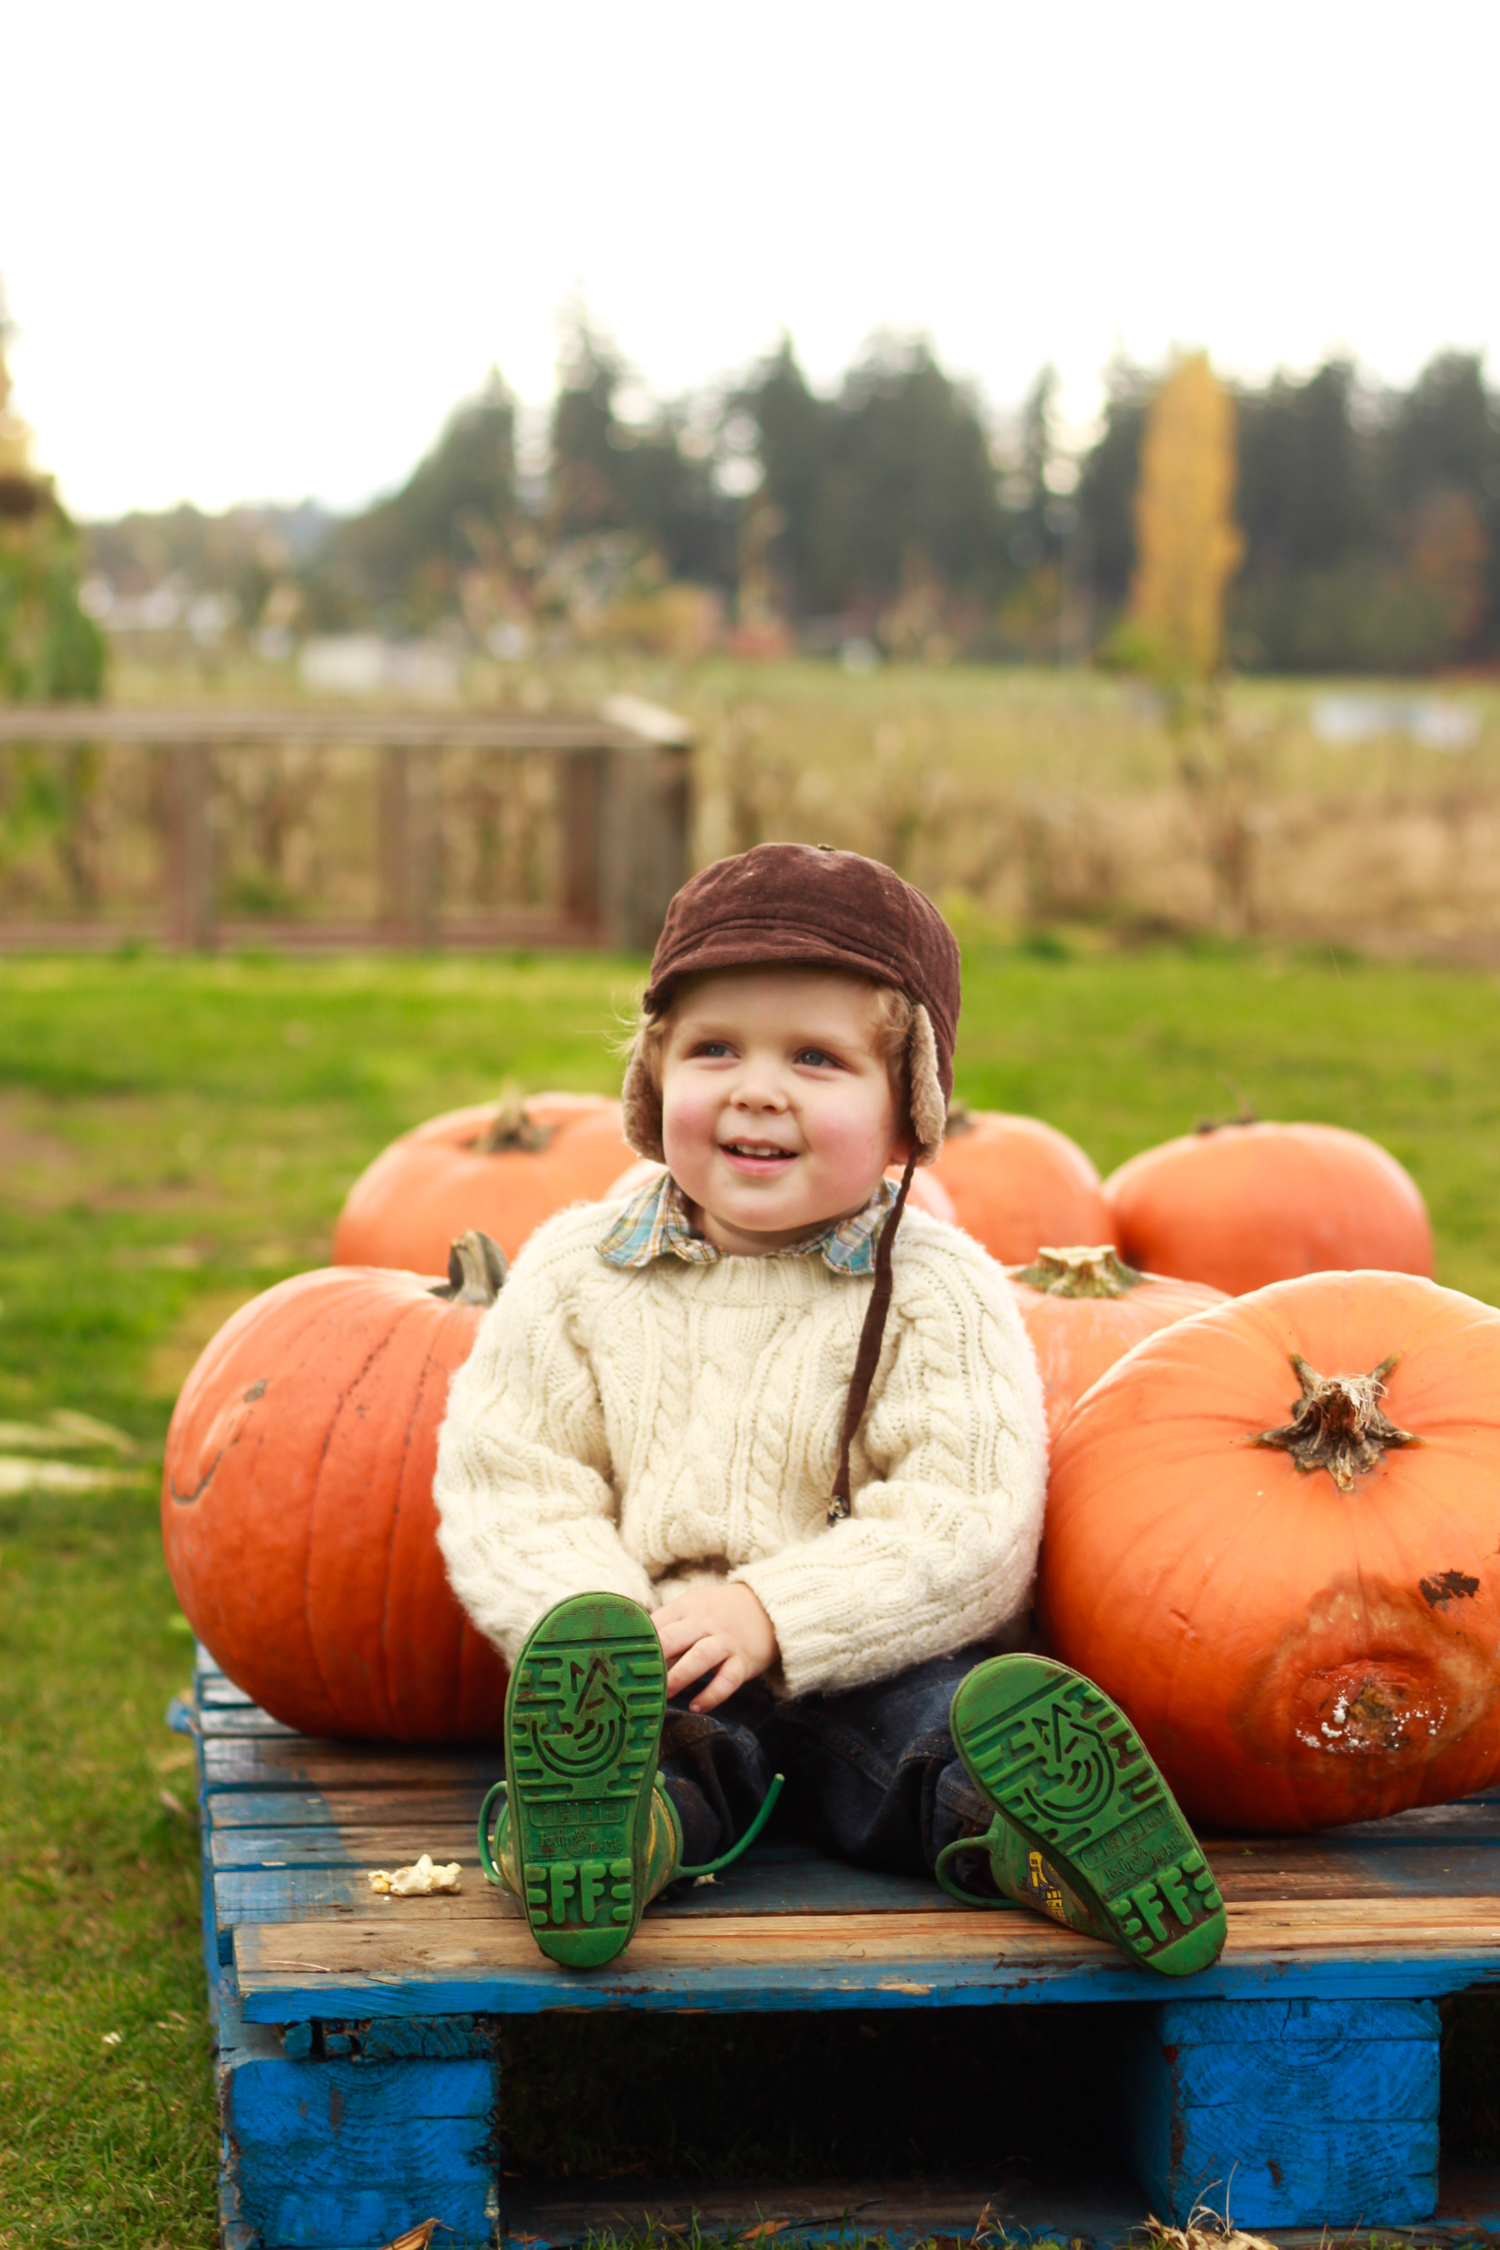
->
<box><xmin>652</xmin><ymin>1584</ymin><xmax>778</xmax><ymax>1714</ymax></box>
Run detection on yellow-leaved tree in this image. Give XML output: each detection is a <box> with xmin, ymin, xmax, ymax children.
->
<box><xmin>1129</xmin><ymin>351</ymin><xmax>1243</xmax><ymax>688</ymax></box>
<box><xmin>1121</xmin><ymin>352</ymin><xmax>1258</xmax><ymax>931</ymax></box>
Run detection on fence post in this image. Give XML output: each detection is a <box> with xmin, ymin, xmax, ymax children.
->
<box><xmin>378</xmin><ymin>745</ymin><xmax>443</xmax><ymax>945</ymax></box>
<box><xmin>561</xmin><ymin>750</ymin><xmax>605</xmax><ymax>934</ymax></box>
<box><xmin>597</xmin><ymin>740</ymin><xmax>691</xmax><ymax>953</ymax></box>
<box><xmin>168</xmin><ymin>742</ymin><xmax>215</xmax><ymax>950</ymax></box>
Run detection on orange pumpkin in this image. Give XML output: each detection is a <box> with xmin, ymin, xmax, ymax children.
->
<box><xmin>1008</xmin><ymin>1246</ymin><xmax>1225</xmax><ymax>1442</ymax></box>
<box><xmin>333</xmin><ymin>1092</ymin><xmax>636</xmax><ymax>1272</ymax></box>
<box><xmin>161</xmin><ymin>1233</ymin><xmax>508</xmax><ymax>1741</ymax></box>
<box><xmin>929</xmin><ymin>1108</ymin><xmax>1112</xmax><ymax>1263</ymax></box>
<box><xmin>1039</xmin><ymin>1269</ymin><xmax>1500</xmax><ymax>1831</ymax></box>
<box><xmin>1103</xmin><ymin>1120</ymin><xmax>1434</xmax><ymax>1296</ymax></box>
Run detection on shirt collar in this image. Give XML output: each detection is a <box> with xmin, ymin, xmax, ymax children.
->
<box><xmin>597</xmin><ymin>1170</ymin><xmax>898</xmax><ymax>1275</ymax></box>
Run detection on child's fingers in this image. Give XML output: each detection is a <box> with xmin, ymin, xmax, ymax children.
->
<box><xmin>664</xmin><ymin>1633</ymin><xmax>726</xmax><ymax>1697</ymax></box>
<box><xmin>656</xmin><ymin>1611</ymin><xmax>713</xmax><ymax>1664</ymax></box>
<box><xmin>688</xmin><ymin>1655</ymin><xmax>746</xmax><ymax>1714</ymax></box>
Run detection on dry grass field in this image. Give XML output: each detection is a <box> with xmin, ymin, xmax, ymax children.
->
<box><xmin>5</xmin><ymin>656</ymin><xmax>1499</xmax><ymax>956</ymax></box>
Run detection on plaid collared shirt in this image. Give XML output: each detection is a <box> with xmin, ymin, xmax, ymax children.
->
<box><xmin>598</xmin><ymin>1170</ymin><xmax>898</xmax><ymax>1275</ymax></box>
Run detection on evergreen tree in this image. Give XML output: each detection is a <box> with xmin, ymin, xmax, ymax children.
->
<box><xmin>316</xmin><ymin>371</ymin><xmax>519</xmax><ymax>627</ymax></box>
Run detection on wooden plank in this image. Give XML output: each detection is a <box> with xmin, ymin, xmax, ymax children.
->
<box><xmin>209</xmin><ymin>1841</ymin><xmax>1500</xmax><ymax>1934</ymax></box>
<box><xmin>220</xmin><ymin>2049</ymin><xmax>493</xmax><ymax>2244</ymax></box>
<box><xmin>197</xmin><ymin>1706</ymin><xmax>298</xmax><ymax>1738</ymax></box>
<box><xmin>1121</xmin><ymin>1996</ymin><xmax>1440</xmax><ymax>2227</ymax></box>
<box><xmin>500</xmin><ymin>2165</ymin><xmax>1146</xmax><ymax>2250</ymax></box>
<box><xmin>202</xmin><ymin>1738</ymin><xmax>500</xmax><ymax>1792</ymax></box>
<box><xmin>231</xmin><ymin>1897</ymin><xmax>1500</xmax><ymax>2020</ymax></box>
<box><xmin>206</xmin><ymin>1786</ymin><xmax>485</xmax><ymax>1831</ymax></box>
<box><xmin>167</xmin><ymin>742</ymin><xmax>214</xmax><ymax>950</ymax></box>
<box><xmin>0</xmin><ymin>705</ymin><xmax>653</xmax><ymax>751</ymax></box>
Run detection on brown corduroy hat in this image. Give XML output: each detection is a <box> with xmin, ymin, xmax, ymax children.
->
<box><xmin>620</xmin><ymin>842</ymin><xmax>963</xmax><ymax>1521</ymax></box>
<box><xmin>623</xmin><ymin>843</ymin><xmax>960</xmax><ymax>1169</ymax></box>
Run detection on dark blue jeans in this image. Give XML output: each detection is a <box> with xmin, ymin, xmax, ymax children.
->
<box><xmin>659</xmin><ymin>1645</ymin><xmax>994</xmax><ymax>1876</ymax></box>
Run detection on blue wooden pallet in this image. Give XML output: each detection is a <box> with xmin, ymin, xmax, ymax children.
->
<box><xmin>179</xmin><ymin>1649</ymin><xmax>1500</xmax><ymax>2249</ymax></box>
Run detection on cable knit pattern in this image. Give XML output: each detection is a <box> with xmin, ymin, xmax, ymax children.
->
<box><xmin>433</xmin><ymin>1200</ymin><xmax>1049</xmax><ymax>1698</ymax></box>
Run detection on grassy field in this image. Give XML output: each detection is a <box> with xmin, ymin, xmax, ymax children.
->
<box><xmin>5</xmin><ymin>938</ymin><xmax>1500</xmax><ymax>2244</ymax></box>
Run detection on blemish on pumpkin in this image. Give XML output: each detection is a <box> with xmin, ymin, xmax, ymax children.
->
<box><xmin>1420</xmin><ymin>1570</ymin><xmax>1480</xmax><ymax>1608</ymax></box>
<box><xmin>243</xmin><ymin>1380</ymin><xmax>267</xmax><ymax>1402</ymax></box>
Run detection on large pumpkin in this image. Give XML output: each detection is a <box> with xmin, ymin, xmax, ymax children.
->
<box><xmin>1040</xmin><ymin>1269</ymin><xmax>1500</xmax><ymax>1831</ymax></box>
<box><xmin>1103</xmin><ymin>1120</ymin><xmax>1434</xmax><ymax>1296</ymax></box>
<box><xmin>1008</xmin><ymin>1246</ymin><xmax>1225</xmax><ymax>1442</ymax></box>
<box><xmin>162</xmin><ymin>1233</ymin><xmax>508</xmax><ymax>1741</ymax></box>
<box><xmin>929</xmin><ymin>1108</ymin><xmax>1112</xmax><ymax>1263</ymax></box>
<box><xmin>333</xmin><ymin>1092</ymin><xmax>636</xmax><ymax>1271</ymax></box>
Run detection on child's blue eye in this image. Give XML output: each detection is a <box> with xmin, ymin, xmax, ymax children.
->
<box><xmin>692</xmin><ymin>1040</ymin><xmax>733</xmax><ymax>1058</ymax></box>
<box><xmin>796</xmin><ymin>1047</ymin><xmax>839</xmax><ymax>1068</ymax></box>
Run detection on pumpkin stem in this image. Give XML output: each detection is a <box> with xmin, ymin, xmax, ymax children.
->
<box><xmin>431</xmin><ymin>1230</ymin><xmax>507</xmax><ymax>1307</ymax></box>
<box><xmin>477</xmin><ymin>1089</ymin><xmax>556</xmax><ymax>1155</ymax></box>
<box><xmin>944</xmin><ymin>1101</ymin><xmax>976</xmax><ymax>1138</ymax></box>
<box><xmin>1254</xmin><ymin>1352</ymin><xmax>1417</xmax><ymax>1491</ymax></box>
<box><xmin>1012</xmin><ymin>1245</ymin><xmax>1145</xmax><ymax>1298</ymax></box>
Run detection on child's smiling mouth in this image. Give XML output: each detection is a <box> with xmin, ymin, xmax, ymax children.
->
<box><xmin>719</xmin><ymin>1140</ymin><xmax>798</xmax><ymax>1171</ymax></box>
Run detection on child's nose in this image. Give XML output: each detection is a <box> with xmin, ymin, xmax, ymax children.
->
<box><xmin>732</xmin><ymin>1066</ymin><xmax>788</xmax><ymax>1111</ymax></box>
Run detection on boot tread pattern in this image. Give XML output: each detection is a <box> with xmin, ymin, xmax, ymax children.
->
<box><xmin>506</xmin><ymin>1604</ymin><xmax>666</xmax><ymax>1966</ymax></box>
<box><xmin>954</xmin><ymin>1665</ymin><xmax>1225</xmax><ymax>1972</ymax></box>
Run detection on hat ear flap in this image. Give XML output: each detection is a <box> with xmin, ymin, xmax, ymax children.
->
<box><xmin>621</xmin><ymin>1030</ymin><xmax>667</xmax><ymax>1163</ymax></box>
<box><xmin>908</xmin><ymin>1004</ymin><xmax>947</xmax><ymax>1165</ymax></box>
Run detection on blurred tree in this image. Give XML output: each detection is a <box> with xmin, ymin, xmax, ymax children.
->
<box><xmin>0</xmin><ymin>292</ymin><xmax>105</xmax><ymax>702</ymax></box>
<box><xmin>547</xmin><ymin>314</ymin><xmax>734</xmax><ymax>589</ymax></box>
<box><xmin>1236</xmin><ymin>359</ymin><xmax>1371</xmax><ymax>577</ymax></box>
<box><xmin>313</xmin><ymin>371</ymin><xmax>519</xmax><ymax>628</ymax></box>
<box><xmin>735</xmin><ymin>334</ymin><xmax>1007</xmax><ymax>631</ymax></box>
<box><xmin>548</xmin><ymin>318</ymin><xmax>628</xmax><ymax>541</ymax></box>
<box><xmin>1127</xmin><ymin>353</ymin><xmax>1243</xmax><ymax>684</ymax></box>
<box><xmin>1075</xmin><ymin>354</ymin><xmax>1151</xmax><ymax>611</ymax></box>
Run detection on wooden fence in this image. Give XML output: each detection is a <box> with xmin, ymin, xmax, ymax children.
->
<box><xmin>0</xmin><ymin>702</ymin><xmax>692</xmax><ymax>953</ymax></box>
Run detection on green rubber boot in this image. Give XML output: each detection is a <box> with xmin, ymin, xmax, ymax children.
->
<box><xmin>478</xmin><ymin>1591</ymin><xmax>785</xmax><ymax>1969</ymax></box>
<box><xmin>940</xmin><ymin>1653</ymin><xmax>1226</xmax><ymax>1978</ymax></box>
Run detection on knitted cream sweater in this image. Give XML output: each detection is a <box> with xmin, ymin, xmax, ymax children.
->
<box><xmin>433</xmin><ymin>1199</ymin><xmax>1049</xmax><ymax>1698</ymax></box>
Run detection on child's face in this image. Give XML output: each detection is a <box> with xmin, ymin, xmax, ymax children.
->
<box><xmin>659</xmin><ymin>967</ymin><xmax>904</xmax><ymax>1254</ymax></box>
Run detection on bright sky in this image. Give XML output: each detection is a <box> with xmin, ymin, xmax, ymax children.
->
<box><xmin>4</xmin><ymin>0</ymin><xmax>1495</xmax><ymax>520</ymax></box>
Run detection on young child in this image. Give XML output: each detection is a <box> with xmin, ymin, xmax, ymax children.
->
<box><xmin>434</xmin><ymin>844</ymin><xmax>1225</xmax><ymax>1976</ymax></box>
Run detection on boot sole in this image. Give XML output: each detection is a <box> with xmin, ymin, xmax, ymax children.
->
<box><xmin>505</xmin><ymin>1593</ymin><xmax>666</xmax><ymax>1968</ymax></box>
<box><xmin>950</xmin><ymin>1654</ymin><xmax>1226</xmax><ymax>1977</ymax></box>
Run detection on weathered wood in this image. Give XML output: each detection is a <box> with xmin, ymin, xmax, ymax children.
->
<box><xmin>0</xmin><ymin>704</ymin><xmax>693</xmax><ymax>958</ymax></box>
<box><xmin>1119</xmin><ymin>1996</ymin><xmax>1441</xmax><ymax>2227</ymax></box>
<box><xmin>194</xmin><ymin>1651</ymin><xmax>1500</xmax><ymax>2244</ymax></box>
<box><xmin>229</xmin><ymin>1896</ymin><xmax>1500</xmax><ymax>2023</ymax></box>
<box><xmin>500</xmin><ymin>2165</ymin><xmax>1146</xmax><ymax>2249</ymax></box>
<box><xmin>597</xmin><ymin>742</ymin><xmax>690</xmax><ymax>952</ymax></box>
<box><xmin>560</xmin><ymin>748</ymin><xmax>604</xmax><ymax>932</ymax></box>
<box><xmin>217</xmin><ymin>1982</ymin><xmax>496</xmax><ymax>2245</ymax></box>
<box><xmin>206</xmin><ymin>1786</ymin><xmax>486</xmax><ymax>1831</ymax></box>
<box><xmin>167</xmin><ymin>741</ymin><xmax>214</xmax><ymax>949</ymax></box>
<box><xmin>0</xmin><ymin>706</ymin><xmax>656</xmax><ymax>750</ymax></box>
<box><xmin>202</xmin><ymin>1738</ymin><xmax>500</xmax><ymax>1792</ymax></box>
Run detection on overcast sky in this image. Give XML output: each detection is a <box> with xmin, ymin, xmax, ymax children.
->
<box><xmin>4</xmin><ymin>0</ymin><xmax>1495</xmax><ymax>520</ymax></box>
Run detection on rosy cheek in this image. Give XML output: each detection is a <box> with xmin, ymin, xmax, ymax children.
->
<box><xmin>661</xmin><ymin>1079</ymin><xmax>717</xmax><ymax>1166</ymax></box>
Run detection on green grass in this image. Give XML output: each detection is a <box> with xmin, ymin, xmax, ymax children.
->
<box><xmin>5</xmin><ymin>939</ymin><xmax>1500</xmax><ymax>2244</ymax></box>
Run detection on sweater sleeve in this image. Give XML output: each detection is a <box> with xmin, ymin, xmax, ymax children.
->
<box><xmin>432</xmin><ymin>1208</ymin><xmax>655</xmax><ymax>1662</ymax></box>
<box><xmin>731</xmin><ymin>1226</ymin><xmax>1049</xmax><ymax>1698</ymax></box>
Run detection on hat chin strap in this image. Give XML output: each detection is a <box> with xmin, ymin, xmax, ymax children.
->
<box><xmin>827</xmin><ymin>1145</ymin><xmax>918</xmax><ymax>1524</ymax></box>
